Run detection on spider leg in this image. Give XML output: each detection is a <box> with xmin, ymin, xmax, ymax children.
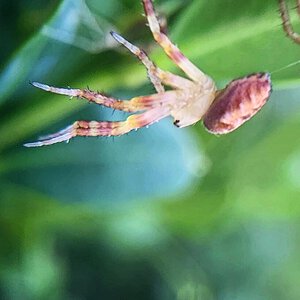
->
<box><xmin>111</xmin><ymin>31</ymin><xmax>164</xmax><ymax>93</ymax></box>
<box><xmin>142</xmin><ymin>0</ymin><xmax>206</xmax><ymax>82</ymax></box>
<box><xmin>156</xmin><ymin>69</ymin><xmax>194</xmax><ymax>90</ymax></box>
<box><xmin>297</xmin><ymin>0</ymin><xmax>300</xmax><ymax>16</ymax></box>
<box><xmin>110</xmin><ymin>31</ymin><xmax>194</xmax><ymax>90</ymax></box>
<box><xmin>23</xmin><ymin>107</ymin><xmax>171</xmax><ymax>147</ymax></box>
<box><xmin>279</xmin><ymin>0</ymin><xmax>300</xmax><ymax>44</ymax></box>
<box><xmin>31</xmin><ymin>81</ymin><xmax>177</xmax><ymax>112</ymax></box>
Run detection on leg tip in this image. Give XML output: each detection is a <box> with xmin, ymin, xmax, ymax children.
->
<box><xmin>31</xmin><ymin>81</ymin><xmax>50</xmax><ymax>91</ymax></box>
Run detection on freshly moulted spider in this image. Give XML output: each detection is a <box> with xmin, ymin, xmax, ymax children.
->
<box><xmin>24</xmin><ymin>0</ymin><xmax>272</xmax><ymax>147</ymax></box>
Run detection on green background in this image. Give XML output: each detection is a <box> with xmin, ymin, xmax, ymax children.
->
<box><xmin>1</xmin><ymin>0</ymin><xmax>300</xmax><ymax>299</ymax></box>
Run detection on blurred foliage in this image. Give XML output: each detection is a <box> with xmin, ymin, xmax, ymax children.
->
<box><xmin>1</xmin><ymin>0</ymin><xmax>300</xmax><ymax>299</ymax></box>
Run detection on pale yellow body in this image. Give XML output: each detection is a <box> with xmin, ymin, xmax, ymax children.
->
<box><xmin>170</xmin><ymin>77</ymin><xmax>217</xmax><ymax>128</ymax></box>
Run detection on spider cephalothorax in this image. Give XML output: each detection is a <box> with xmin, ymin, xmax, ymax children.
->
<box><xmin>24</xmin><ymin>0</ymin><xmax>272</xmax><ymax>147</ymax></box>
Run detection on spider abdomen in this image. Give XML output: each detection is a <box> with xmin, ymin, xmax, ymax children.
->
<box><xmin>203</xmin><ymin>73</ymin><xmax>272</xmax><ymax>134</ymax></box>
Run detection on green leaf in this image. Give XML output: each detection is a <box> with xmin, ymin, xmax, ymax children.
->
<box><xmin>0</xmin><ymin>0</ymin><xmax>119</xmax><ymax>106</ymax></box>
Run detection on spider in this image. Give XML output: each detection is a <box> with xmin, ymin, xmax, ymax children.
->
<box><xmin>24</xmin><ymin>0</ymin><xmax>272</xmax><ymax>147</ymax></box>
<box><xmin>279</xmin><ymin>0</ymin><xmax>300</xmax><ymax>44</ymax></box>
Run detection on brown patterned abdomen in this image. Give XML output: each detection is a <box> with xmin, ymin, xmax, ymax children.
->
<box><xmin>203</xmin><ymin>73</ymin><xmax>272</xmax><ymax>134</ymax></box>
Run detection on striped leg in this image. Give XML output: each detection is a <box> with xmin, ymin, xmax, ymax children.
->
<box><xmin>279</xmin><ymin>0</ymin><xmax>300</xmax><ymax>44</ymax></box>
<box><xmin>111</xmin><ymin>31</ymin><xmax>194</xmax><ymax>90</ymax></box>
<box><xmin>111</xmin><ymin>31</ymin><xmax>165</xmax><ymax>93</ymax></box>
<box><xmin>31</xmin><ymin>82</ymin><xmax>177</xmax><ymax>112</ymax></box>
<box><xmin>142</xmin><ymin>0</ymin><xmax>205</xmax><ymax>82</ymax></box>
<box><xmin>23</xmin><ymin>108</ymin><xmax>170</xmax><ymax>147</ymax></box>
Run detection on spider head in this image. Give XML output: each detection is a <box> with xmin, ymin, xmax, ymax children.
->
<box><xmin>203</xmin><ymin>72</ymin><xmax>272</xmax><ymax>134</ymax></box>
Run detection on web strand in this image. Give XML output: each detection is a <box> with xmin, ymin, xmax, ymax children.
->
<box><xmin>270</xmin><ymin>59</ymin><xmax>300</xmax><ymax>74</ymax></box>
